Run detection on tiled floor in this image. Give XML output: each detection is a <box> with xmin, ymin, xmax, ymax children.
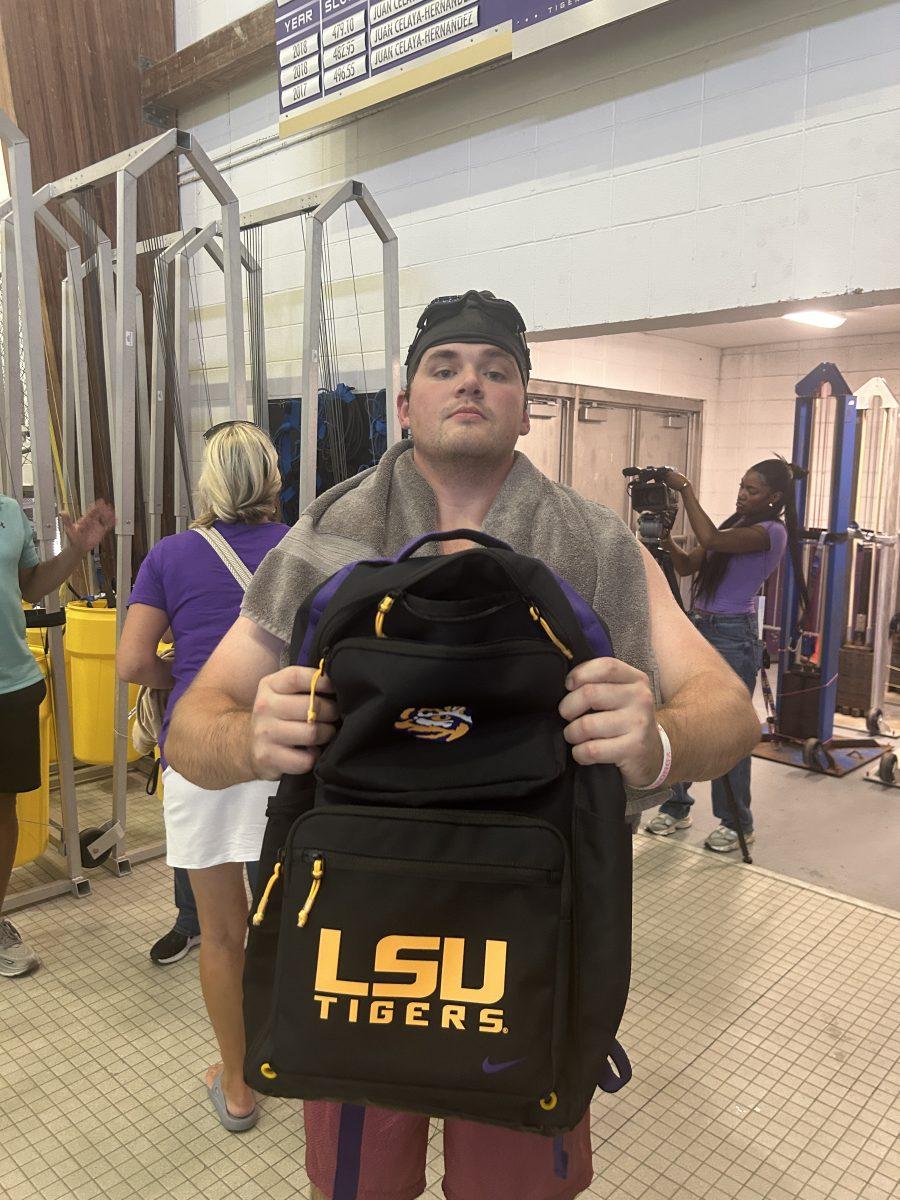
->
<box><xmin>2</xmin><ymin>810</ymin><xmax>899</xmax><ymax>1200</ymax></box>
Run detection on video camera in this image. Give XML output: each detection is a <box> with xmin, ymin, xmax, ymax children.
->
<box><xmin>622</xmin><ymin>465</ymin><xmax>680</xmax><ymax>545</ymax></box>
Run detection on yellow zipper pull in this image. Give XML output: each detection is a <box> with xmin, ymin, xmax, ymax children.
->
<box><xmin>375</xmin><ymin>594</ymin><xmax>395</xmax><ymax>638</ymax></box>
<box><xmin>298</xmin><ymin>857</ymin><xmax>324</xmax><ymax>927</ymax></box>
<box><xmin>529</xmin><ymin>605</ymin><xmax>574</xmax><ymax>661</ymax></box>
<box><xmin>307</xmin><ymin>658</ymin><xmax>326</xmax><ymax>723</ymax></box>
<box><xmin>251</xmin><ymin>862</ymin><xmax>282</xmax><ymax>927</ymax></box>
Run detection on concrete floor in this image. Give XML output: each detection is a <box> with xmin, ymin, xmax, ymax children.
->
<box><xmin>641</xmin><ymin>733</ymin><xmax>900</xmax><ymax>911</ymax></box>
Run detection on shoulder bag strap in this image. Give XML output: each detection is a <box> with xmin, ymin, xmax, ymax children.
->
<box><xmin>193</xmin><ymin>526</ymin><xmax>254</xmax><ymax>593</ymax></box>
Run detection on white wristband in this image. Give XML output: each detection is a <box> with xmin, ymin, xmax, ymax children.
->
<box><xmin>637</xmin><ymin>723</ymin><xmax>672</xmax><ymax>791</ymax></box>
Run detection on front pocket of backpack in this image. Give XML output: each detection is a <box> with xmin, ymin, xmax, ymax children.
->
<box><xmin>267</xmin><ymin>805</ymin><xmax>569</xmax><ymax>1101</ymax></box>
<box><xmin>317</xmin><ymin>638</ymin><xmax>569</xmax><ymax>803</ymax></box>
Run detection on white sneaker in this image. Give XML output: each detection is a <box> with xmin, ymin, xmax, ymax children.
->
<box><xmin>0</xmin><ymin>918</ymin><xmax>40</xmax><ymax>977</ymax></box>
<box><xmin>645</xmin><ymin>812</ymin><xmax>692</xmax><ymax>836</ymax></box>
<box><xmin>704</xmin><ymin>825</ymin><xmax>755</xmax><ymax>853</ymax></box>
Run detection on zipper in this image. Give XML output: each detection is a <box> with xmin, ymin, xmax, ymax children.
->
<box><xmin>307</xmin><ymin>656</ymin><xmax>327</xmax><ymax>723</ymax></box>
<box><xmin>299</xmin><ymin>846</ymin><xmax>558</xmax><ymax>886</ymax></box>
<box><xmin>283</xmin><ymin>803</ymin><xmax>570</xmax><ymax>883</ymax></box>
<box><xmin>374</xmin><ymin>593</ymin><xmax>397</xmax><ymax>638</ymax></box>
<box><xmin>327</xmin><ymin>636</ymin><xmax>565</xmax><ymax>664</ymax></box>
<box><xmin>251</xmin><ymin>850</ymin><xmax>285</xmax><ymax>926</ymax></box>
<box><xmin>297</xmin><ymin>856</ymin><xmax>324</xmax><ymax>927</ymax></box>
<box><xmin>371</xmin><ymin>591</ymin><xmax>572</xmax><ymax>661</ymax></box>
<box><xmin>528</xmin><ymin>605</ymin><xmax>574</xmax><ymax>660</ymax></box>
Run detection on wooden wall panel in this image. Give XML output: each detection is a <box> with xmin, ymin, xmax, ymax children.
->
<box><xmin>0</xmin><ymin>0</ymin><xmax>179</xmax><ymax>574</ymax></box>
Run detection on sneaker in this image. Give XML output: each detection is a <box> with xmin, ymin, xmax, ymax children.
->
<box><xmin>645</xmin><ymin>812</ymin><xmax>692</xmax><ymax>836</ymax></box>
<box><xmin>0</xmin><ymin>918</ymin><xmax>40</xmax><ymax>977</ymax></box>
<box><xmin>150</xmin><ymin>927</ymin><xmax>201</xmax><ymax>965</ymax></box>
<box><xmin>704</xmin><ymin>825</ymin><xmax>755</xmax><ymax>853</ymax></box>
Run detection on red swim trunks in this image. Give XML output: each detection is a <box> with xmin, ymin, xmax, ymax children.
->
<box><xmin>305</xmin><ymin>1101</ymin><xmax>592</xmax><ymax>1200</ymax></box>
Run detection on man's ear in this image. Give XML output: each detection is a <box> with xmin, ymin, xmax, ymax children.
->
<box><xmin>520</xmin><ymin>394</ymin><xmax>531</xmax><ymax>436</ymax></box>
<box><xmin>397</xmin><ymin>389</ymin><xmax>411</xmax><ymax>431</ymax></box>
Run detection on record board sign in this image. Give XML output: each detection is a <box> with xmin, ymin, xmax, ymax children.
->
<box><xmin>277</xmin><ymin>0</ymin><xmax>671</xmax><ymax>136</ymax></box>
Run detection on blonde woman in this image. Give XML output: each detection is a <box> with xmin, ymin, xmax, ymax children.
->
<box><xmin>118</xmin><ymin>421</ymin><xmax>288</xmax><ymax>1131</ymax></box>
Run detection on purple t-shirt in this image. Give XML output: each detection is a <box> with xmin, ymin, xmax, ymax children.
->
<box><xmin>695</xmin><ymin>520</ymin><xmax>788</xmax><ymax>615</ymax></box>
<box><xmin>129</xmin><ymin>520</ymin><xmax>289</xmax><ymax>762</ymax></box>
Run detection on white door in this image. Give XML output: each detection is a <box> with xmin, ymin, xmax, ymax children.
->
<box><xmin>571</xmin><ymin>402</ymin><xmax>634</xmax><ymax>520</ymax></box>
<box><xmin>522</xmin><ymin>397</ymin><xmax>564</xmax><ymax>481</ymax></box>
<box><xmin>635</xmin><ymin>409</ymin><xmax>691</xmax><ymax>536</ymax></box>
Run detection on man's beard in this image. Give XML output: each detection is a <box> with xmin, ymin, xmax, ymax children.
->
<box><xmin>426</xmin><ymin>424</ymin><xmax>514</xmax><ymax>470</ymax></box>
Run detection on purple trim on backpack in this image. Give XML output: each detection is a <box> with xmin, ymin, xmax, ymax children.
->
<box><xmin>297</xmin><ymin>547</ymin><xmax>612</xmax><ymax>665</ymax></box>
<box><xmin>332</xmin><ymin>1103</ymin><xmax>366</xmax><ymax>1200</ymax></box>
<box><xmin>553</xmin><ymin>1135</ymin><xmax>570</xmax><ymax>1180</ymax></box>
<box><xmin>598</xmin><ymin>1040</ymin><xmax>632</xmax><ymax>1093</ymax></box>
<box><xmin>297</xmin><ymin>561</ymin><xmax>359</xmax><ymax>665</ymax></box>
<box><xmin>552</xmin><ymin>572</ymin><xmax>613</xmax><ymax>660</ymax></box>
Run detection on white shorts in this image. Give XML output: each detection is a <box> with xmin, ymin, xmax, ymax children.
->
<box><xmin>162</xmin><ymin>766</ymin><xmax>271</xmax><ymax>869</ymax></box>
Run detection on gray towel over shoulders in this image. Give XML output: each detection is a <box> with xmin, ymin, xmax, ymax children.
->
<box><xmin>242</xmin><ymin>441</ymin><xmax>666</xmax><ymax>816</ymax></box>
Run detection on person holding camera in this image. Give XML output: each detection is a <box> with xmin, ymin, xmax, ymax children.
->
<box><xmin>645</xmin><ymin>458</ymin><xmax>807</xmax><ymax>851</ymax></box>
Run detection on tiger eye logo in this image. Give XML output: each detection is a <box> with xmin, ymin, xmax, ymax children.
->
<box><xmin>394</xmin><ymin>706</ymin><xmax>473</xmax><ymax>742</ymax></box>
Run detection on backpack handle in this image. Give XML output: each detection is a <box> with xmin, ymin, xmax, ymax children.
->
<box><xmin>394</xmin><ymin>529</ymin><xmax>513</xmax><ymax>562</ymax></box>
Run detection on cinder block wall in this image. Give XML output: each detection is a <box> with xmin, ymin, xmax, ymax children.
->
<box><xmin>703</xmin><ymin>333</ymin><xmax>900</xmax><ymax>521</ymax></box>
<box><xmin>177</xmin><ymin>0</ymin><xmax>900</xmax><ymax>502</ymax></box>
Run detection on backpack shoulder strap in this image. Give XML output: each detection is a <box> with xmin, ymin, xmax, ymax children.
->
<box><xmin>193</xmin><ymin>526</ymin><xmax>253</xmax><ymax>592</ymax></box>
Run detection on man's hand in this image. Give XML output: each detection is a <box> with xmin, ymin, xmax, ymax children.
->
<box><xmin>61</xmin><ymin>499</ymin><xmax>116</xmax><ymax>553</ymax></box>
<box><xmin>558</xmin><ymin>658</ymin><xmax>663</xmax><ymax>788</ymax></box>
<box><xmin>250</xmin><ymin>665</ymin><xmax>339</xmax><ymax>779</ymax></box>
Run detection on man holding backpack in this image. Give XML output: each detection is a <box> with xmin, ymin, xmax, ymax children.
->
<box><xmin>167</xmin><ymin>290</ymin><xmax>759</xmax><ymax>1199</ymax></box>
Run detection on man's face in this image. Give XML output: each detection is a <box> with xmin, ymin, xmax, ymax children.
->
<box><xmin>397</xmin><ymin>343</ymin><xmax>530</xmax><ymax>465</ymax></box>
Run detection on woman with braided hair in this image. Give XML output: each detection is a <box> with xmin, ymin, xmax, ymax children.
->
<box><xmin>645</xmin><ymin>457</ymin><xmax>808</xmax><ymax>851</ymax></box>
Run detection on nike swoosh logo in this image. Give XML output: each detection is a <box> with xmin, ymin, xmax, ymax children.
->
<box><xmin>482</xmin><ymin>1057</ymin><xmax>525</xmax><ymax>1074</ymax></box>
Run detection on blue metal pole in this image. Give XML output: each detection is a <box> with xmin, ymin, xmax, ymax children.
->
<box><xmin>817</xmin><ymin>393</ymin><xmax>858</xmax><ymax>742</ymax></box>
<box><xmin>776</xmin><ymin>395</ymin><xmax>813</xmax><ymax>715</ymax></box>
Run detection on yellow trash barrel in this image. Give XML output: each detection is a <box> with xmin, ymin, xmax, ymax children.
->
<box><xmin>14</xmin><ymin>650</ymin><xmax>51</xmax><ymax>868</ymax></box>
<box><xmin>66</xmin><ymin>600</ymin><xmax>139</xmax><ymax>765</ymax></box>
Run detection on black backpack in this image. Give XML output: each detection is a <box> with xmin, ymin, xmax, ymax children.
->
<box><xmin>243</xmin><ymin>530</ymin><xmax>633</xmax><ymax>1135</ymax></box>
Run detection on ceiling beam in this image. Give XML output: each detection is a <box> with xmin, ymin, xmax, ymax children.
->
<box><xmin>141</xmin><ymin>3</ymin><xmax>274</xmax><ymax>121</ymax></box>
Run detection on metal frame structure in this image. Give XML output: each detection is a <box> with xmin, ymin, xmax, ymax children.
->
<box><xmin>778</xmin><ymin>364</ymin><xmax>858</xmax><ymax>746</ymax></box>
<box><xmin>143</xmin><ymin>226</ymin><xmax>200</xmax><ymax>546</ymax></box>
<box><xmin>754</xmin><ymin>362</ymin><xmax>887</xmax><ymax>776</ymax></box>
<box><xmin>0</xmin><ymin>215</ymin><xmax>24</xmax><ymax>503</ymax></box>
<box><xmin>0</xmin><ymin>111</ymin><xmax>89</xmax><ymax>911</ymax></box>
<box><xmin>144</xmin><ymin>179</ymin><xmax>402</xmax><ymax>537</ymax></box>
<box><xmin>56</xmin><ymin>199</ymin><xmax>119</xmax><ymax>467</ymax></box>
<box><xmin>838</xmin><ymin>377</ymin><xmax>900</xmax><ymax>729</ymax></box>
<box><xmin>3</xmin><ymin>147</ymin><xmax>402</xmax><ymax>901</ymax></box>
<box><xmin>292</xmin><ymin>180</ymin><xmax>401</xmax><ymax>508</ymax></box>
<box><xmin>24</xmin><ymin>129</ymin><xmax>248</xmax><ymax>877</ymax></box>
<box><xmin>163</xmin><ymin>221</ymin><xmax>269</xmax><ymax>531</ymax></box>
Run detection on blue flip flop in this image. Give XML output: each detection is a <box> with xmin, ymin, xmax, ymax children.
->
<box><xmin>207</xmin><ymin>1072</ymin><xmax>259</xmax><ymax>1132</ymax></box>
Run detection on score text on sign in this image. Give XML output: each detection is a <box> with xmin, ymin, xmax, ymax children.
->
<box><xmin>322</xmin><ymin>6</ymin><xmax>368</xmax><ymax>45</ymax></box>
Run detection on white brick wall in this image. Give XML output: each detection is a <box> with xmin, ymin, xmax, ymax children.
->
<box><xmin>175</xmin><ymin>0</ymin><xmax>900</xmax><ymax>493</ymax></box>
<box><xmin>700</xmin><ymin>331</ymin><xmax>900</xmax><ymax>521</ymax></box>
<box><xmin>179</xmin><ymin>0</ymin><xmax>900</xmax><ymax>333</ymax></box>
<box><xmin>531</xmin><ymin>332</ymin><xmax>721</xmax><ymax>402</ymax></box>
